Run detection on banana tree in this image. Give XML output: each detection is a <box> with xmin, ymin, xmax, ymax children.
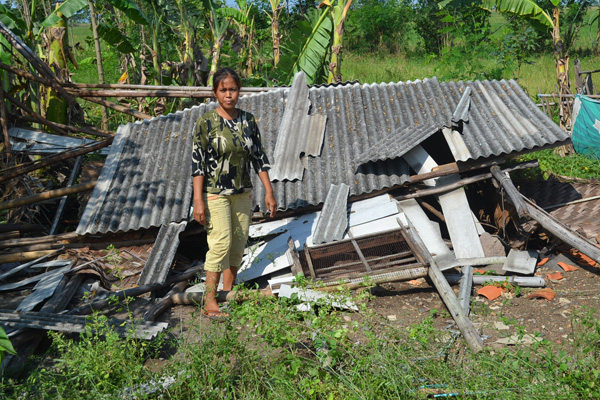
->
<box><xmin>481</xmin><ymin>0</ymin><xmax>571</xmax><ymax>127</ymax></box>
<box><xmin>265</xmin><ymin>0</ymin><xmax>285</xmax><ymax>66</ymax></box>
<box><xmin>321</xmin><ymin>0</ymin><xmax>353</xmax><ymax>83</ymax></box>
<box><xmin>234</xmin><ymin>0</ymin><xmax>256</xmax><ymax>77</ymax></box>
<box><xmin>273</xmin><ymin>7</ymin><xmax>333</xmax><ymax>85</ymax></box>
<box><xmin>202</xmin><ymin>0</ymin><xmax>250</xmax><ymax>86</ymax></box>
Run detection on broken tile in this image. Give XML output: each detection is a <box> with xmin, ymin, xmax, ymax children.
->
<box><xmin>546</xmin><ymin>272</ymin><xmax>564</xmax><ymax>281</ymax></box>
<box><xmin>477</xmin><ymin>285</ymin><xmax>505</xmax><ymax>301</ymax></box>
<box><xmin>526</xmin><ymin>288</ymin><xmax>556</xmax><ymax>301</ymax></box>
<box><xmin>502</xmin><ymin>249</ymin><xmax>537</xmax><ymax>274</ymax></box>
<box><xmin>537</xmin><ymin>257</ymin><xmax>549</xmax><ymax>266</ymax></box>
<box><xmin>557</xmin><ymin>262</ymin><xmax>578</xmax><ymax>272</ymax></box>
<box><xmin>407</xmin><ymin>279</ymin><xmax>424</xmax><ymax>286</ymax></box>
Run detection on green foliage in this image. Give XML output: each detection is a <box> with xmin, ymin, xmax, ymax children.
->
<box><xmin>517</xmin><ymin>148</ymin><xmax>600</xmax><ymax>179</ymax></box>
<box><xmin>97</xmin><ymin>23</ymin><xmax>136</xmax><ymax>54</ymax></box>
<box><xmin>105</xmin><ymin>0</ymin><xmax>150</xmax><ymax>25</ymax></box>
<box><xmin>273</xmin><ymin>8</ymin><xmax>333</xmax><ymax>85</ymax></box>
<box><xmin>0</xmin><ymin>326</ymin><xmax>17</xmax><ymax>365</ymax></box>
<box><xmin>41</xmin><ymin>0</ymin><xmax>89</xmax><ymax>28</ymax></box>
<box><xmin>345</xmin><ymin>0</ymin><xmax>413</xmax><ymax>54</ymax></box>
<box><xmin>480</xmin><ymin>0</ymin><xmax>554</xmax><ymax>31</ymax></box>
<box><xmin>15</xmin><ymin>314</ymin><xmax>160</xmax><ymax>398</ymax></box>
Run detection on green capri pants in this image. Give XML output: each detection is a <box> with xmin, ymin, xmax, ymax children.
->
<box><xmin>204</xmin><ymin>192</ymin><xmax>252</xmax><ymax>273</ymax></box>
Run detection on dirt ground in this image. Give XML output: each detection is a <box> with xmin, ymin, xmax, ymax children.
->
<box><xmin>151</xmin><ymin>249</ymin><xmax>600</xmax><ymax>351</ymax></box>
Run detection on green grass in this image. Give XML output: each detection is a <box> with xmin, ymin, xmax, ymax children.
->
<box><xmin>2</xmin><ymin>287</ymin><xmax>600</xmax><ymax>399</ymax></box>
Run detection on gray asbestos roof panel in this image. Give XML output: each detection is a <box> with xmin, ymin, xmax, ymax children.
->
<box><xmin>76</xmin><ymin>77</ymin><xmax>568</xmax><ymax>235</ymax></box>
<box><xmin>137</xmin><ymin>221</ymin><xmax>187</xmax><ymax>285</ymax></box>
<box><xmin>312</xmin><ymin>183</ymin><xmax>350</xmax><ymax>244</ymax></box>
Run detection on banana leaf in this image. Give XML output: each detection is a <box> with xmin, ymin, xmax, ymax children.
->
<box><xmin>274</xmin><ymin>8</ymin><xmax>333</xmax><ymax>85</ymax></box>
<box><xmin>41</xmin><ymin>0</ymin><xmax>88</xmax><ymax>28</ymax></box>
<box><xmin>106</xmin><ymin>0</ymin><xmax>150</xmax><ymax>25</ymax></box>
<box><xmin>97</xmin><ymin>23</ymin><xmax>136</xmax><ymax>54</ymax></box>
<box><xmin>480</xmin><ymin>0</ymin><xmax>553</xmax><ymax>31</ymax></box>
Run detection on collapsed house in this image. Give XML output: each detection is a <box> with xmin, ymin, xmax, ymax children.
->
<box><xmin>3</xmin><ymin>70</ymin><xmax>600</xmax><ymax>358</ymax></box>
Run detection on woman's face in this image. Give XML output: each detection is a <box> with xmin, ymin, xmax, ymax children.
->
<box><xmin>214</xmin><ymin>75</ymin><xmax>240</xmax><ymax>113</ymax></box>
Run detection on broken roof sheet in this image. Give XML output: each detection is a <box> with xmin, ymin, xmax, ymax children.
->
<box><xmin>77</xmin><ymin>77</ymin><xmax>568</xmax><ymax>235</ymax></box>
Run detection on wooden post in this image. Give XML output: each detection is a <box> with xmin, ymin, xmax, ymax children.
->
<box><xmin>398</xmin><ymin>217</ymin><xmax>484</xmax><ymax>352</ymax></box>
<box><xmin>69</xmin><ymin>263</ymin><xmax>205</xmax><ymax>315</ymax></box>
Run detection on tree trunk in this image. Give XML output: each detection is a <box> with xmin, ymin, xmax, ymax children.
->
<box><xmin>45</xmin><ymin>10</ymin><xmax>69</xmax><ymax>129</ymax></box>
<box><xmin>208</xmin><ymin>35</ymin><xmax>225</xmax><ymax>87</ymax></box>
<box><xmin>151</xmin><ymin>26</ymin><xmax>161</xmax><ymax>85</ymax></box>
<box><xmin>328</xmin><ymin>0</ymin><xmax>353</xmax><ymax>83</ymax></box>
<box><xmin>272</xmin><ymin>11</ymin><xmax>281</xmax><ymax>66</ymax></box>
<box><xmin>88</xmin><ymin>0</ymin><xmax>109</xmax><ymax>131</ymax></box>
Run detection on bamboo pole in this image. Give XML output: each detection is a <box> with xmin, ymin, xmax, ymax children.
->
<box><xmin>0</xmin><ymin>180</ymin><xmax>97</xmax><ymax>211</ymax></box>
<box><xmin>491</xmin><ymin>166</ymin><xmax>600</xmax><ymax>265</ymax></box>
<box><xmin>170</xmin><ymin>287</ymin><xmax>274</xmax><ymax>305</ymax></box>
<box><xmin>80</xmin><ymin>96</ymin><xmax>152</xmax><ymax>120</ymax></box>
<box><xmin>395</xmin><ymin>161</ymin><xmax>539</xmax><ymax>202</ymax></box>
<box><xmin>16</xmin><ymin>115</ymin><xmax>114</xmax><ymax>138</ymax></box>
<box><xmin>0</xmin><ymin>62</ymin><xmax>48</xmax><ymax>87</ymax></box>
<box><xmin>0</xmin><ymin>140</ymin><xmax>111</xmax><ymax>183</ymax></box>
<box><xmin>65</xmin><ymin>82</ymin><xmax>276</xmax><ymax>92</ymax></box>
<box><xmin>0</xmin><ymin>231</ymin><xmax>79</xmax><ymax>248</ymax></box>
<box><xmin>0</xmin><ymin>250</ymin><xmax>57</xmax><ymax>264</ymax></box>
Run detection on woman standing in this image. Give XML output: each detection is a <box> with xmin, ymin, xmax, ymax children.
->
<box><xmin>192</xmin><ymin>68</ymin><xmax>277</xmax><ymax>320</ymax></box>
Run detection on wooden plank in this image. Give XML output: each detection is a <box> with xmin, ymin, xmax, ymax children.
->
<box><xmin>403</xmin><ymin>146</ymin><xmax>485</xmax><ymax>259</ymax></box>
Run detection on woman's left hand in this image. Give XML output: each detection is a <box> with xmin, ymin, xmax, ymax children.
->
<box><xmin>265</xmin><ymin>193</ymin><xmax>277</xmax><ymax>218</ymax></box>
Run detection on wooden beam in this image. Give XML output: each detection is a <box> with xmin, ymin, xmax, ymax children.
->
<box><xmin>0</xmin><ymin>250</ymin><xmax>57</xmax><ymax>264</ymax></box>
<box><xmin>0</xmin><ymin>85</ymin><xmax>11</xmax><ymax>152</ymax></box>
<box><xmin>16</xmin><ymin>115</ymin><xmax>114</xmax><ymax>138</ymax></box>
<box><xmin>491</xmin><ymin>167</ymin><xmax>600</xmax><ymax>265</ymax></box>
<box><xmin>0</xmin><ymin>140</ymin><xmax>111</xmax><ymax>183</ymax></box>
<box><xmin>80</xmin><ymin>96</ymin><xmax>152</xmax><ymax>120</ymax></box>
<box><xmin>0</xmin><ymin>180</ymin><xmax>96</xmax><ymax>211</ymax></box>
<box><xmin>0</xmin><ymin>21</ymin><xmax>75</xmax><ymax>104</ymax></box>
<box><xmin>399</xmin><ymin>217</ymin><xmax>484</xmax><ymax>352</ymax></box>
<box><xmin>69</xmin><ymin>263</ymin><xmax>205</xmax><ymax>315</ymax></box>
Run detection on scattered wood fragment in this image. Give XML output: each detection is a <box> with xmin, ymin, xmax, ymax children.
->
<box><xmin>69</xmin><ymin>263</ymin><xmax>204</xmax><ymax>315</ymax></box>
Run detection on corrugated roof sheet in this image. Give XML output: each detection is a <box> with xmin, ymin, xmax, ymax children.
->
<box><xmin>137</xmin><ymin>221</ymin><xmax>187</xmax><ymax>285</ymax></box>
<box><xmin>77</xmin><ymin>77</ymin><xmax>568</xmax><ymax>235</ymax></box>
<box><xmin>312</xmin><ymin>183</ymin><xmax>350</xmax><ymax>244</ymax></box>
<box><xmin>270</xmin><ymin>72</ymin><xmax>327</xmax><ymax>181</ymax></box>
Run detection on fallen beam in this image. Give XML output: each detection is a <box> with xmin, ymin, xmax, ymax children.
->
<box><xmin>0</xmin><ymin>181</ymin><xmax>97</xmax><ymax>211</ymax></box>
<box><xmin>399</xmin><ymin>217</ymin><xmax>484</xmax><ymax>352</ymax></box>
<box><xmin>445</xmin><ymin>274</ymin><xmax>546</xmax><ymax>287</ymax></box>
<box><xmin>491</xmin><ymin>166</ymin><xmax>600</xmax><ymax>265</ymax></box>
<box><xmin>0</xmin><ymin>139</ymin><xmax>112</xmax><ymax>183</ymax></box>
<box><xmin>170</xmin><ymin>287</ymin><xmax>274</xmax><ymax>305</ymax></box>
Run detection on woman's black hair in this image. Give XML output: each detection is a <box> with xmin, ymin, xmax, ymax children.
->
<box><xmin>212</xmin><ymin>68</ymin><xmax>242</xmax><ymax>92</ymax></box>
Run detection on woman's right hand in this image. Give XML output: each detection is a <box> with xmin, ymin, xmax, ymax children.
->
<box><xmin>193</xmin><ymin>199</ymin><xmax>207</xmax><ymax>225</ymax></box>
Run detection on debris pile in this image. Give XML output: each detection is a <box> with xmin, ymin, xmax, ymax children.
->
<box><xmin>2</xmin><ymin>65</ymin><xmax>600</xmax><ymax>373</ymax></box>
